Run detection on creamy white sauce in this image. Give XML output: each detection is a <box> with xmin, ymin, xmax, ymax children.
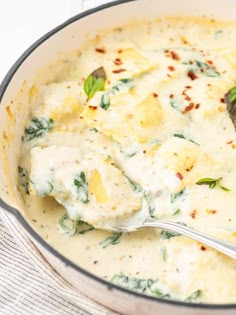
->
<box><xmin>19</xmin><ymin>17</ymin><xmax>236</xmax><ymax>303</ymax></box>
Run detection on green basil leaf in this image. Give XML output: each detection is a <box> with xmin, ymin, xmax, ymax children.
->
<box><xmin>84</xmin><ymin>67</ymin><xmax>106</xmax><ymax>100</ymax></box>
<box><xmin>229</xmin><ymin>86</ymin><xmax>236</xmax><ymax>105</ymax></box>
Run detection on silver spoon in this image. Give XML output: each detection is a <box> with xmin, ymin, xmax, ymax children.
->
<box><xmin>106</xmin><ymin>88</ymin><xmax>236</xmax><ymax>260</ymax></box>
<box><xmin>108</xmin><ymin>217</ymin><xmax>236</xmax><ymax>260</ymax></box>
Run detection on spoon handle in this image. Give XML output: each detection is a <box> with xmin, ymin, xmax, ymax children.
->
<box><xmin>143</xmin><ymin>217</ymin><xmax>236</xmax><ymax>259</ymax></box>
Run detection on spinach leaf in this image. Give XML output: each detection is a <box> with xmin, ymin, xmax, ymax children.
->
<box><xmin>185</xmin><ymin>289</ymin><xmax>203</xmax><ymax>302</ymax></box>
<box><xmin>144</xmin><ymin>192</ymin><xmax>156</xmax><ymax>218</ymax></box>
<box><xmin>18</xmin><ymin>166</ymin><xmax>29</xmax><ymax>194</ymax></box>
<box><xmin>170</xmin><ymin>189</ymin><xmax>185</xmax><ymax>204</ymax></box>
<box><xmin>100</xmin><ymin>78</ymin><xmax>134</xmax><ymax>110</ymax></box>
<box><xmin>125</xmin><ymin>175</ymin><xmax>142</xmax><ymax>193</ymax></box>
<box><xmin>173</xmin><ymin>133</ymin><xmax>186</xmax><ymax>139</ymax></box>
<box><xmin>84</xmin><ymin>66</ymin><xmax>106</xmax><ymax>100</ymax></box>
<box><xmin>99</xmin><ymin>232</ymin><xmax>122</xmax><ymax>248</ymax></box>
<box><xmin>58</xmin><ymin>213</ymin><xmax>94</xmax><ymax>236</ymax></box>
<box><xmin>172</xmin><ymin>208</ymin><xmax>181</xmax><ymax>216</ymax></box>
<box><xmin>23</xmin><ymin>117</ymin><xmax>54</xmax><ymax>142</ymax></box>
<box><xmin>74</xmin><ymin>172</ymin><xmax>89</xmax><ymax>203</ymax></box>
<box><xmin>112</xmin><ymin>274</ymin><xmax>170</xmax><ymax>299</ymax></box>
<box><xmin>173</xmin><ymin>134</ymin><xmax>199</xmax><ymax>145</ymax></box>
<box><xmin>195</xmin><ymin>60</ymin><xmax>220</xmax><ymax>77</ymax></box>
<box><xmin>160</xmin><ymin>222</ymin><xmax>187</xmax><ymax>239</ymax></box>
<box><xmin>160</xmin><ymin>230</ymin><xmax>181</xmax><ymax>239</ymax></box>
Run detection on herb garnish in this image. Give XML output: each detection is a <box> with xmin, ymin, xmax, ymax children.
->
<box><xmin>84</xmin><ymin>66</ymin><xmax>107</xmax><ymax>100</ymax></box>
<box><xmin>23</xmin><ymin>117</ymin><xmax>54</xmax><ymax>142</ymax></box>
<box><xmin>74</xmin><ymin>172</ymin><xmax>89</xmax><ymax>203</ymax></box>
<box><xmin>99</xmin><ymin>232</ymin><xmax>122</xmax><ymax>248</ymax></box>
<box><xmin>58</xmin><ymin>213</ymin><xmax>94</xmax><ymax>236</ymax></box>
<box><xmin>112</xmin><ymin>274</ymin><xmax>170</xmax><ymax>299</ymax></box>
<box><xmin>196</xmin><ymin>177</ymin><xmax>230</xmax><ymax>191</ymax></box>
<box><xmin>18</xmin><ymin>166</ymin><xmax>29</xmax><ymax>194</ymax></box>
<box><xmin>185</xmin><ymin>289</ymin><xmax>203</xmax><ymax>302</ymax></box>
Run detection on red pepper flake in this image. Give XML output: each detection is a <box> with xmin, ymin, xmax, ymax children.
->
<box><xmin>153</xmin><ymin>93</ymin><xmax>159</xmax><ymax>98</ymax></box>
<box><xmin>220</xmin><ymin>98</ymin><xmax>225</xmax><ymax>103</ymax></box>
<box><xmin>191</xmin><ymin>209</ymin><xmax>197</xmax><ymax>219</ymax></box>
<box><xmin>169</xmin><ymin>94</ymin><xmax>174</xmax><ymax>99</ymax></box>
<box><xmin>187</xmin><ymin>70</ymin><xmax>198</xmax><ymax>81</ymax></box>
<box><xmin>195</xmin><ymin>103</ymin><xmax>200</xmax><ymax>109</ymax></box>
<box><xmin>183</xmin><ymin>103</ymin><xmax>195</xmax><ymax>113</ymax></box>
<box><xmin>176</xmin><ymin>172</ymin><xmax>184</xmax><ymax>180</ymax></box>
<box><xmin>117</xmin><ymin>49</ymin><xmax>123</xmax><ymax>53</ymax></box>
<box><xmin>170</xmin><ymin>51</ymin><xmax>180</xmax><ymax>60</ymax></box>
<box><xmin>185</xmin><ymin>86</ymin><xmax>192</xmax><ymax>89</ymax></box>
<box><xmin>185</xmin><ymin>95</ymin><xmax>191</xmax><ymax>101</ymax></box>
<box><xmin>112</xmin><ymin>68</ymin><xmax>126</xmax><ymax>74</ymax></box>
<box><xmin>113</xmin><ymin>58</ymin><xmax>123</xmax><ymax>66</ymax></box>
<box><xmin>206</xmin><ymin>209</ymin><xmax>217</xmax><ymax>214</ymax></box>
<box><xmin>95</xmin><ymin>48</ymin><xmax>106</xmax><ymax>53</ymax></box>
<box><xmin>206</xmin><ymin>60</ymin><xmax>213</xmax><ymax>65</ymax></box>
<box><xmin>168</xmin><ymin>66</ymin><xmax>175</xmax><ymax>71</ymax></box>
<box><xmin>88</xmin><ymin>106</ymin><xmax>97</xmax><ymax>110</ymax></box>
<box><xmin>200</xmin><ymin>246</ymin><xmax>206</xmax><ymax>251</ymax></box>
<box><xmin>189</xmin><ymin>60</ymin><xmax>194</xmax><ymax>65</ymax></box>
<box><xmin>207</xmin><ymin>83</ymin><xmax>212</xmax><ymax>87</ymax></box>
<box><xmin>227</xmin><ymin>140</ymin><xmax>233</xmax><ymax>144</ymax></box>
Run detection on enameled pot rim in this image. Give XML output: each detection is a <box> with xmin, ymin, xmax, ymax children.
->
<box><xmin>0</xmin><ymin>0</ymin><xmax>235</xmax><ymax>309</ymax></box>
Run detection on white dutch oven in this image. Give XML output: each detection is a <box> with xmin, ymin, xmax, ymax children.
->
<box><xmin>0</xmin><ymin>0</ymin><xmax>236</xmax><ymax>314</ymax></box>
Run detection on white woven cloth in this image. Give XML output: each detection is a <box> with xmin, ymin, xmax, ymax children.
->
<box><xmin>0</xmin><ymin>1</ymin><xmax>119</xmax><ymax>314</ymax></box>
<box><xmin>0</xmin><ymin>210</ymin><xmax>118</xmax><ymax>315</ymax></box>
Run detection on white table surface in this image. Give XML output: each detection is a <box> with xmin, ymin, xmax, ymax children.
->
<box><xmin>0</xmin><ymin>0</ymin><xmax>114</xmax><ymax>82</ymax></box>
